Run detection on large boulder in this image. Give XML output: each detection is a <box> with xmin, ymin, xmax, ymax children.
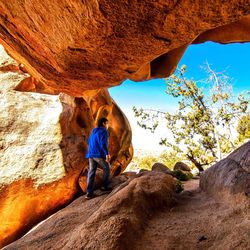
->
<box><xmin>0</xmin><ymin>2</ymin><xmax>249</xmax><ymax>94</ymax></box>
<box><xmin>174</xmin><ymin>162</ymin><xmax>191</xmax><ymax>172</ymax></box>
<box><xmin>200</xmin><ymin>141</ymin><xmax>250</xmax><ymax>206</ymax></box>
<box><xmin>0</xmin><ymin>47</ymin><xmax>133</xmax><ymax>247</ymax></box>
<box><xmin>4</xmin><ymin>171</ymin><xmax>176</xmax><ymax>250</ymax></box>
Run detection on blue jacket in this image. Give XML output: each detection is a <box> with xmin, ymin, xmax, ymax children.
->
<box><xmin>86</xmin><ymin>127</ymin><xmax>109</xmax><ymax>159</ymax></box>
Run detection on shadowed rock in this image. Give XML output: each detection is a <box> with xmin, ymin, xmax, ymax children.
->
<box><xmin>174</xmin><ymin>162</ymin><xmax>191</xmax><ymax>172</ymax></box>
<box><xmin>152</xmin><ymin>162</ymin><xmax>172</xmax><ymax>175</ymax></box>
<box><xmin>200</xmin><ymin>141</ymin><xmax>250</xmax><ymax>206</ymax></box>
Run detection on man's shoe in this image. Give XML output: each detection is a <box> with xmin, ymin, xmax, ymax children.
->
<box><xmin>100</xmin><ymin>186</ymin><xmax>113</xmax><ymax>192</ymax></box>
<box><xmin>85</xmin><ymin>193</ymin><xmax>95</xmax><ymax>200</ymax></box>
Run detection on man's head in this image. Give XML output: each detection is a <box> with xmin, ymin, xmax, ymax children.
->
<box><xmin>98</xmin><ymin>117</ymin><xmax>109</xmax><ymax>129</ymax></box>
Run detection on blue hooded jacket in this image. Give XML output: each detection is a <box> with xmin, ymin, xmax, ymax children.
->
<box><xmin>86</xmin><ymin>127</ymin><xmax>109</xmax><ymax>159</ymax></box>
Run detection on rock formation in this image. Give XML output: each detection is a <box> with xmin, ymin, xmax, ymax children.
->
<box><xmin>200</xmin><ymin>141</ymin><xmax>250</xmax><ymax>206</ymax></box>
<box><xmin>0</xmin><ymin>1</ymin><xmax>249</xmax><ymax>95</ymax></box>
<box><xmin>0</xmin><ymin>0</ymin><xmax>250</xmax><ymax>248</ymax></box>
<box><xmin>4</xmin><ymin>171</ymin><xmax>176</xmax><ymax>250</ymax></box>
<box><xmin>0</xmin><ymin>47</ymin><xmax>132</xmax><ymax>247</ymax></box>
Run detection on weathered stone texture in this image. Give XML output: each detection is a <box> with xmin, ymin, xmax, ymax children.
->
<box><xmin>0</xmin><ymin>47</ymin><xmax>132</xmax><ymax>247</ymax></box>
<box><xmin>0</xmin><ymin>1</ymin><xmax>249</xmax><ymax>95</ymax></box>
<box><xmin>200</xmin><ymin>141</ymin><xmax>250</xmax><ymax>206</ymax></box>
<box><xmin>4</xmin><ymin>171</ymin><xmax>176</xmax><ymax>250</ymax></box>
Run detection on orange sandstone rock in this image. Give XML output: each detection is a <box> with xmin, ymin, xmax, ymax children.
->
<box><xmin>0</xmin><ymin>1</ymin><xmax>250</xmax><ymax>247</ymax></box>
<box><xmin>0</xmin><ymin>1</ymin><xmax>249</xmax><ymax>95</ymax></box>
<box><xmin>0</xmin><ymin>48</ymin><xmax>132</xmax><ymax>247</ymax></box>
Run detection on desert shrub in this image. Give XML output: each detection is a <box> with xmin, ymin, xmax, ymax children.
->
<box><xmin>158</xmin><ymin>150</ymin><xmax>183</xmax><ymax>170</ymax></box>
<box><xmin>175</xmin><ymin>179</ymin><xmax>184</xmax><ymax>193</ymax></box>
<box><xmin>172</xmin><ymin>169</ymin><xmax>193</xmax><ymax>181</ymax></box>
<box><xmin>131</xmin><ymin>155</ymin><xmax>158</xmax><ymax>170</ymax></box>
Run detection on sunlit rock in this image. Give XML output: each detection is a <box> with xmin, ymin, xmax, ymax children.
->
<box><xmin>0</xmin><ymin>48</ymin><xmax>132</xmax><ymax>247</ymax></box>
<box><xmin>4</xmin><ymin>171</ymin><xmax>176</xmax><ymax>250</ymax></box>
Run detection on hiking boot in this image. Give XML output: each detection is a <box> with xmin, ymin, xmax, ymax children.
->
<box><xmin>85</xmin><ymin>193</ymin><xmax>95</xmax><ymax>200</ymax></box>
<box><xmin>100</xmin><ymin>186</ymin><xmax>113</xmax><ymax>192</ymax></box>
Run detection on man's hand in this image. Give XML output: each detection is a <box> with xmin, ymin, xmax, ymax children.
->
<box><xmin>106</xmin><ymin>154</ymin><xmax>111</xmax><ymax>163</ymax></box>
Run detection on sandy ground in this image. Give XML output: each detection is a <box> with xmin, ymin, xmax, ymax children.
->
<box><xmin>134</xmin><ymin>179</ymin><xmax>250</xmax><ymax>250</ymax></box>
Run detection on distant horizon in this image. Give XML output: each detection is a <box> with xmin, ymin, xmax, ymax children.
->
<box><xmin>109</xmin><ymin>42</ymin><xmax>250</xmax><ymax>152</ymax></box>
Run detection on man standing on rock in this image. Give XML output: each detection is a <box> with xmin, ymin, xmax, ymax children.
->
<box><xmin>85</xmin><ymin>117</ymin><xmax>112</xmax><ymax>199</ymax></box>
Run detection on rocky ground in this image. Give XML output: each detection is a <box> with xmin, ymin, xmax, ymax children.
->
<box><xmin>2</xmin><ymin>138</ymin><xmax>250</xmax><ymax>250</ymax></box>
<box><xmin>135</xmin><ymin>179</ymin><xmax>250</xmax><ymax>250</ymax></box>
<box><xmin>4</xmin><ymin>171</ymin><xmax>176</xmax><ymax>250</ymax></box>
<box><xmin>4</xmin><ymin>171</ymin><xmax>249</xmax><ymax>250</ymax></box>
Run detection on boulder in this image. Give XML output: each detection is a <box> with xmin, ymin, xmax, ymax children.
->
<box><xmin>0</xmin><ymin>47</ymin><xmax>133</xmax><ymax>247</ymax></box>
<box><xmin>0</xmin><ymin>2</ymin><xmax>249</xmax><ymax>94</ymax></box>
<box><xmin>152</xmin><ymin>162</ymin><xmax>172</xmax><ymax>175</ymax></box>
<box><xmin>200</xmin><ymin>141</ymin><xmax>250</xmax><ymax>206</ymax></box>
<box><xmin>174</xmin><ymin>162</ymin><xmax>191</xmax><ymax>172</ymax></box>
<box><xmin>5</xmin><ymin>171</ymin><xmax>176</xmax><ymax>250</ymax></box>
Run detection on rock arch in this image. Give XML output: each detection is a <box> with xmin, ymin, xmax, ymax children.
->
<box><xmin>0</xmin><ymin>1</ymin><xmax>249</xmax><ymax>95</ymax></box>
<box><xmin>0</xmin><ymin>1</ymin><xmax>250</xmax><ymax>247</ymax></box>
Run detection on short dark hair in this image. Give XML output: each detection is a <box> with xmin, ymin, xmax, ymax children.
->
<box><xmin>98</xmin><ymin>117</ymin><xmax>108</xmax><ymax>127</ymax></box>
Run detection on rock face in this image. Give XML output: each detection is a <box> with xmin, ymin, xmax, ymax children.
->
<box><xmin>0</xmin><ymin>1</ymin><xmax>250</xmax><ymax>95</ymax></box>
<box><xmin>200</xmin><ymin>141</ymin><xmax>250</xmax><ymax>205</ymax></box>
<box><xmin>4</xmin><ymin>171</ymin><xmax>176</xmax><ymax>250</ymax></box>
<box><xmin>0</xmin><ymin>48</ymin><xmax>133</xmax><ymax>247</ymax></box>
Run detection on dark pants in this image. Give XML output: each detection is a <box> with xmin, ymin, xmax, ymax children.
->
<box><xmin>86</xmin><ymin>158</ymin><xmax>110</xmax><ymax>194</ymax></box>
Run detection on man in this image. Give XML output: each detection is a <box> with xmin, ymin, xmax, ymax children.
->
<box><xmin>85</xmin><ymin>117</ymin><xmax>111</xmax><ymax>199</ymax></box>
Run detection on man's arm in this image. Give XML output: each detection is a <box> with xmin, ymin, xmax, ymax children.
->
<box><xmin>100</xmin><ymin>131</ymin><xmax>109</xmax><ymax>161</ymax></box>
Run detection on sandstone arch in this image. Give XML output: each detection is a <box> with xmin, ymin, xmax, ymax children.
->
<box><xmin>0</xmin><ymin>1</ymin><xmax>250</xmax><ymax>247</ymax></box>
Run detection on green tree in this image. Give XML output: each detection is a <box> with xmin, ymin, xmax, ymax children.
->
<box><xmin>133</xmin><ymin>65</ymin><xmax>249</xmax><ymax>172</ymax></box>
<box><xmin>237</xmin><ymin>114</ymin><xmax>250</xmax><ymax>142</ymax></box>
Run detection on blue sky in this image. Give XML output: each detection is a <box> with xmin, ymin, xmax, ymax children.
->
<box><xmin>109</xmin><ymin>42</ymin><xmax>250</xmax><ymax>151</ymax></box>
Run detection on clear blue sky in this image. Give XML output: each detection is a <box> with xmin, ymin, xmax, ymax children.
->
<box><xmin>109</xmin><ymin>42</ymin><xmax>250</xmax><ymax>151</ymax></box>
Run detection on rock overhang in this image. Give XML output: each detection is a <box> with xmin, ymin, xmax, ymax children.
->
<box><xmin>0</xmin><ymin>1</ymin><xmax>249</xmax><ymax>96</ymax></box>
<box><xmin>0</xmin><ymin>1</ymin><xmax>250</xmax><ymax>247</ymax></box>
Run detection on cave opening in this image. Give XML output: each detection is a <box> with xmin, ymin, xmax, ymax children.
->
<box><xmin>109</xmin><ymin>41</ymin><xmax>250</xmax><ymax>173</ymax></box>
<box><xmin>0</xmin><ymin>2</ymin><xmax>250</xmax><ymax>248</ymax></box>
